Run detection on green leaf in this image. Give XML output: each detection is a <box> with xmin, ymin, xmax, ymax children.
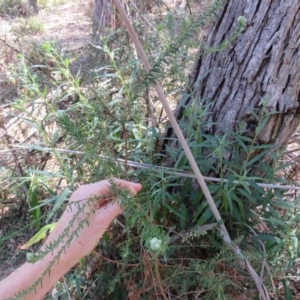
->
<box><xmin>19</xmin><ymin>223</ymin><xmax>57</xmax><ymax>249</ymax></box>
<box><xmin>237</xmin><ymin>188</ymin><xmax>256</xmax><ymax>205</ymax></box>
<box><xmin>231</xmin><ymin>132</ymin><xmax>248</xmax><ymax>153</ymax></box>
<box><xmin>164</xmin><ymin>202</ymin><xmax>185</xmax><ymax>220</ymax></box>
<box><xmin>231</xmin><ymin>193</ymin><xmax>245</xmax><ymax>221</ymax></box>
<box><xmin>247</xmin><ymin>180</ymin><xmax>264</xmax><ymax>194</ymax></box>
<box><xmin>174</xmin><ymin>150</ymin><xmax>187</xmax><ymax>169</ymax></box>
<box><xmin>52</xmin><ymin>130</ymin><xmax>59</xmax><ymax>145</ymax></box>
<box><xmin>196</xmin><ymin>207</ymin><xmax>213</xmax><ymax>226</ymax></box>
<box><xmin>46</xmin><ymin>187</ymin><xmax>70</xmax><ymax>222</ymax></box>
<box><xmin>290</xmin><ymin>214</ymin><xmax>300</xmax><ymax>224</ymax></box>
<box><xmin>193</xmin><ymin>201</ymin><xmax>208</xmax><ymax>222</ymax></box>
<box><xmin>274</xmin><ymin>189</ymin><xmax>292</xmax><ymax>210</ymax></box>
<box><xmin>282</xmin><ymin>279</ymin><xmax>293</xmax><ymax>300</ymax></box>
<box><xmin>256</xmin><ymin>114</ymin><xmax>271</xmax><ymax>135</ymax></box>
<box><xmin>122</xmin><ymin>58</ymin><xmax>140</xmax><ymax>69</ymax></box>
<box><xmin>247</xmin><ymin>148</ymin><xmax>271</xmax><ymax>166</ymax></box>
<box><xmin>267</xmin><ymin>205</ymin><xmax>281</xmax><ymax>219</ymax></box>
<box><xmin>72</xmin><ymin>154</ymin><xmax>92</xmax><ymax>172</ymax></box>
<box><xmin>29</xmin><ymin>186</ymin><xmax>41</xmax><ymax>230</ymax></box>
<box><xmin>266</xmin><ymin>240</ymin><xmax>285</xmax><ymax>256</ymax></box>
<box><xmin>255</xmin><ymin>234</ymin><xmax>281</xmax><ymax>242</ymax></box>
<box><xmin>227</xmin><ymin>192</ymin><xmax>234</xmax><ymax>215</ymax></box>
<box><xmin>129</xmin><ymin>62</ymin><xmax>138</xmax><ymax>85</ymax></box>
<box><xmin>263</xmin><ymin>217</ymin><xmax>288</xmax><ymax>229</ymax></box>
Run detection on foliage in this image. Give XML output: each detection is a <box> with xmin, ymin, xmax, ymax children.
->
<box><xmin>0</xmin><ymin>0</ymin><xmax>66</xmax><ymax>16</ymax></box>
<box><xmin>12</xmin><ymin>16</ymin><xmax>44</xmax><ymax>34</ymax></box>
<box><xmin>1</xmin><ymin>0</ymin><xmax>300</xmax><ymax>299</ymax></box>
<box><xmin>0</xmin><ymin>0</ymin><xmax>33</xmax><ymax>17</ymax></box>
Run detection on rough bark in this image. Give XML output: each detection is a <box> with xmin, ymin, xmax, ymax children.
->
<box><xmin>93</xmin><ymin>0</ymin><xmax>114</xmax><ymax>36</ymax></box>
<box><xmin>165</xmin><ymin>0</ymin><xmax>300</xmax><ymax>154</ymax></box>
<box><xmin>28</xmin><ymin>0</ymin><xmax>38</xmax><ymax>13</ymax></box>
<box><xmin>92</xmin><ymin>0</ymin><xmax>154</xmax><ymax>36</ymax></box>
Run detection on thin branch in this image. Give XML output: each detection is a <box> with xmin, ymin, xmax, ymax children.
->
<box><xmin>244</xmin><ymin>224</ymin><xmax>278</xmax><ymax>300</ymax></box>
<box><xmin>0</xmin><ymin>126</ymin><xmax>28</xmax><ymax>204</ymax></box>
<box><xmin>186</xmin><ymin>0</ymin><xmax>193</xmax><ymax>16</ymax></box>
<box><xmin>100</xmin><ymin>253</ymin><xmax>139</xmax><ymax>267</ymax></box>
<box><xmin>284</xmin><ymin>147</ymin><xmax>300</xmax><ymax>155</ymax></box>
<box><xmin>154</xmin><ymin>256</ymin><xmax>168</xmax><ymax>300</ymax></box>
<box><xmin>7</xmin><ymin>145</ymin><xmax>300</xmax><ymax>191</ymax></box>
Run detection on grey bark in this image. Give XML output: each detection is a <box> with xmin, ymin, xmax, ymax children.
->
<box><xmin>28</xmin><ymin>0</ymin><xmax>38</xmax><ymax>13</ymax></box>
<box><xmin>165</xmin><ymin>0</ymin><xmax>300</xmax><ymax>154</ymax></box>
<box><xmin>93</xmin><ymin>0</ymin><xmax>114</xmax><ymax>36</ymax></box>
<box><xmin>92</xmin><ymin>0</ymin><xmax>154</xmax><ymax>36</ymax></box>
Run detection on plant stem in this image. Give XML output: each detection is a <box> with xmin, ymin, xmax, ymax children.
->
<box><xmin>154</xmin><ymin>256</ymin><xmax>168</xmax><ymax>300</ymax></box>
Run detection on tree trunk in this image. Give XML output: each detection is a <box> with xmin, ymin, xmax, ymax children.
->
<box><xmin>92</xmin><ymin>0</ymin><xmax>155</xmax><ymax>36</ymax></box>
<box><xmin>93</xmin><ymin>0</ymin><xmax>114</xmax><ymax>36</ymax></box>
<box><xmin>164</xmin><ymin>0</ymin><xmax>300</xmax><ymax>157</ymax></box>
<box><xmin>28</xmin><ymin>0</ymin><xmax>38</xmax><ymax>13</ymax></box>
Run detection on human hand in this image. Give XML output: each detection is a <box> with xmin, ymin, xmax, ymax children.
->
<box><xmin>0</xmin><ymin>179</ymin><xmax>142</xmax><ymax>300</ymax></box>
<box><xmin>43</xmin><ymin>178</ymin><xmax>142</xmax><ymax>262</ymax></box>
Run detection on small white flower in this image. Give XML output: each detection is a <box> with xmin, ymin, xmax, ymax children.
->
<box><xmin>150</xmin><ymin>237</ymin><xmax>162</xmax><ymax>251</ymax></box>
<box><xmin>26</xmin><ymin>252</ymin><xmax>34</xmax><ymax>262</ymax></box>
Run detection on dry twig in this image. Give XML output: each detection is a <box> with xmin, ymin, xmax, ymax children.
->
<box><xmin>7</xmin><ymin>145</ymin><xmax>300</xmax><ymax>191</ymax></box>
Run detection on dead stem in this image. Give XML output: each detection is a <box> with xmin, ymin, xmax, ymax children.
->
<box><xmin>154</xmin><ymin>256</ymin><xmax>168</xmax><ymax>300</ymax></box>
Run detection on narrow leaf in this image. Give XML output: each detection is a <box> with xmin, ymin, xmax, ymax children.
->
<box><xmin>19</xmin><ymin>223</ymin><xmax>57</xmax><ymax>249</ymax></box>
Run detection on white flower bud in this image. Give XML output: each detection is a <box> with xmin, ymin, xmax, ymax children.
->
<box><xmin>26</xmin><ymin>252</ymin><xmax>34</xmax><ymax>262</ymax></box>
<box><xmin>150</xmin><ymin>237</ymin><xmax>162</xmax><ymax>251</ymax></box>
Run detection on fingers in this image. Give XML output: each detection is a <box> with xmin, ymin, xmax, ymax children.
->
<box><xmin>95</xmin><ymin>201</ymin><xmax>122</xmax><ymax>223</ymax></box>
<box><xmin>95</xmin><ymin>179</ymin><xmax>141</xmax><ymax>213</ymax></box>
<box><xmin>88</xmin><ymin>178</ymin><xmax>142</xmax><ymax>198</ymax></box>
<box><xmin>112</xmin><ymin>178</ymin><xmax>142</xmax><ymax>195</ymax></box>
<box><xmin>70</xmin><ymin>179</ymin><xmax>142</xmax><ymax>212</ymax></box>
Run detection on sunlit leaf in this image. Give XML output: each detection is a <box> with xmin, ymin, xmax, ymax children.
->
<box><xmin>19</xmin><ymin>223</ymin><xmax>57</xmax><ymax>250</ymax></box>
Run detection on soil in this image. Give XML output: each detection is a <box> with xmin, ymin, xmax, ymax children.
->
<box><xmin>0</xmin><ymin>0</ymin><xmax>91</xmax><ymax>103</ymax></box>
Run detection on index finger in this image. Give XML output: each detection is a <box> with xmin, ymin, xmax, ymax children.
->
<box><xmin>83</xmin><ymin>178</ymin><xmax>142</xmax><ymax>198</ymax></box>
